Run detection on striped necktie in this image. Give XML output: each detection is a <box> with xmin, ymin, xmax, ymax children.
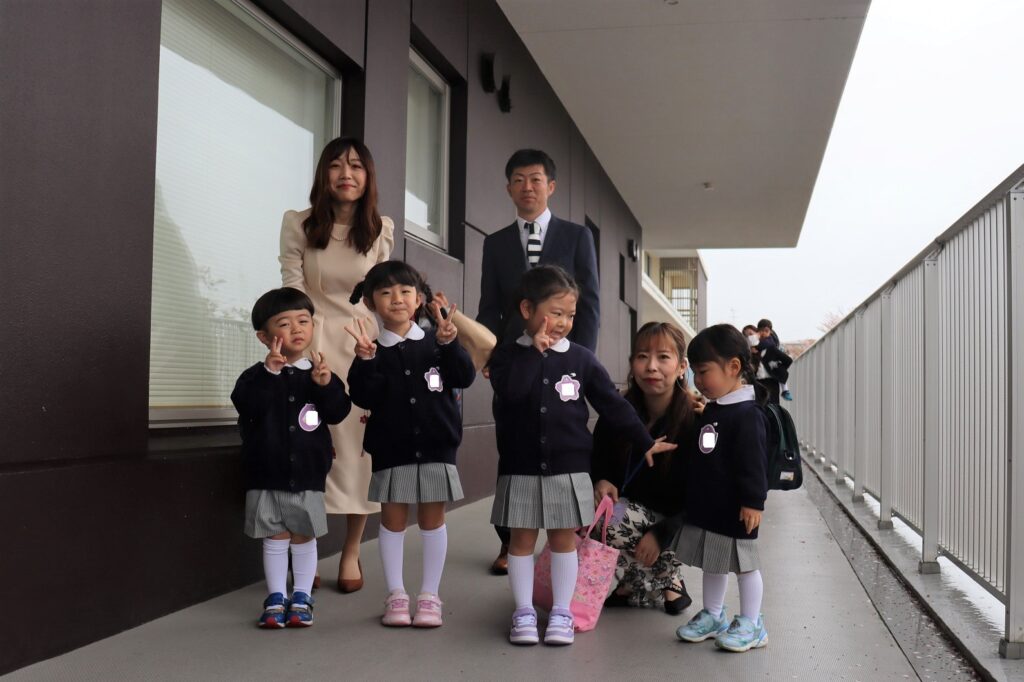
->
<box><xmin>526</xmin><ymin>222</ymin><xmax>542</xmax><ymax>267</ymax></box>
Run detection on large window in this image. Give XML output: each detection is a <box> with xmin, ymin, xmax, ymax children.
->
<box><xmin>150</xmin><ymin>0</ymin><xmax>339</xmax><ymax>425</ymax></box>
<box><xmin>404</xmin><ymin>49</ymin><xmax>450</xmax><ymax>249</ymax></box>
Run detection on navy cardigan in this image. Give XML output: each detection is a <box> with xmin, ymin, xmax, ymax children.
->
<box><xmin>231</xmin><ymin>362</ymin><xmax>351</xmax><ymax>493</ymax></box>
<box><xmin>488</xmin><ymin>339</ymin><xmax>655</xmax><ymax>477</ymax></box>
<box><xmin>347</xmin><ymin>328</ymin><xmax>475</xmax><ymax>472</ymax></box>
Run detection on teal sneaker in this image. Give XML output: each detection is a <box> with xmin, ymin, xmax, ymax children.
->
<box><xmin>715</xmin><ymin>614</ymin><xmax>768</xmax><ymax>652</ymax></box>
<box><xmin>676</xmin><ymin>605</ymin><xmax>729</xmax><ymax>642</ymax></box>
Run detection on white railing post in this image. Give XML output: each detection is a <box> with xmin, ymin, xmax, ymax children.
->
<box><xmin>1002</xmin><ymin>183</ymin><xmax>1024</xmax><ymax>658</ymax></box>
<box><xmin>853</xmin><ymin>309</ymin><xmax>867</xmax><ymax>502</ymax></box>
<box><xmin>920</xmin><ymin>251</ymin><xmax>941</xmax><ymax>574</ymax></box>
<box><xmin>878</xmin><ymin>286</ymin><xmax>895</xmax><ymax>529</ymax></box>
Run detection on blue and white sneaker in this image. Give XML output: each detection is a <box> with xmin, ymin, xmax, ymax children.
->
<box><xmin>676</xmin><ymin>605</ymin><xmax>729</xmax><ymax>642</ymax></box>
<box><xmin>258</xmin><ymin>592</ymin><xmax>287</xmax><ymax>629</ymax></box>
<box><xmin>715</xmin><ymin>614</ymin><xmax>768</xmax><ymax>652</ymax></box>
<box><xmin>782</xmin><ymin>390</ymin><xmax>793</xmax><ymax>401</ymax></box>
<box><xmin>286</xmin><ymin>591</ymin><xmax>314</xmax><ymax>627</ymax></box>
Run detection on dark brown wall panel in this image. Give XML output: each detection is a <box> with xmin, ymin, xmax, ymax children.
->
<box><xmin>259</xmin><ymin>0</ymin><xmax>365</xmax><ymax>69</ymax></box>
<box><xmin>0</xmin><ymin>0</ymin><xmax>161</xmax><ymax>464</ymax></box>
<box><xmin>411</xmin><ymin>0</ymin><xmax>468</xmax><ymax>79</ymax></box>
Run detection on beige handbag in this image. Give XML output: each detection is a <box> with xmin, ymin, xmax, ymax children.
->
<box><xmin>449</xmin><ymin>309</ymin><xmax>497</xmax><ymax>371</ymax></box>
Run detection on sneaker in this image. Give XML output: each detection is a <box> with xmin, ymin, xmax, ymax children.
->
<box><xmin>715</xmin><ymin>614</ymin><xmax>768</xmax><ymax>652</ymax></box>
<box><xmin>258</xmin><ymin>592</ymin><xmax>287</xmax><ymax>629</ymax></box>
<box><xmin>382</xmin><ymin>589</ymin><xmax>412</xmax><ymax>627</ymax></box>
<box><xmin>782</xmin><ymin>390</ymin><xmax>793</xmax><ymax>401</ymax></box>
<box><xmin>544</xmin><ymin>607</ymin><xmax>575</xmax><ymax>646</ymax></box>
<box><xmin>676</xmin><ymin>605</ymin><xmax>729</xmax><ymax>642</ymax></box>
<box><xmin>412</xmin><ymin>593</ymin><xmax>443</xmax><ymax>628</ymax></box>
<box><xmin>286</xmin><ymin>592</ymin><xmax>314</xmax><ymax>627</ymax></box>
<box><xmin>509</xmin><ymin>606</ymin><xmax>539</xmax><ymax>645</ymax></box>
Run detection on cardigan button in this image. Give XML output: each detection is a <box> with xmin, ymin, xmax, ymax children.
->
<box><xmin>413</xmin><ymin>427</ymin><xmax>421</xmax><ymax>435</ymax></box>
<box><xmin>287</xmin><ymin>369</ymin><xmax>294</xmax><ymax>375</ymax></box>
<box><xmin>540</xmin><ymin>463</ymin><xmax>548</xmax><ymax>471</ymax></box>
<box><xmin>540</xmin><ymin>436</ymin><xmax>547</xmax><ymax>444</ymax></box>
<box><xmin>415</xmin><ymin>451</ymin><xmax>422</xmax><ymax>459</ymax></box>
<box><xmin>289</xmin><ymin>425</ymin><xmax>296</xmax><ymax>432</ymax></box>
<box><xmin>288</xmin><ymin>395</ymin><xmax>295</xmax><ymax>402</ymax></box>
<box><xmin>410</xmin><ymin>397</ymin><xmax>417</xmax><ymax>404</ymax></box>
<box><xmin>289</xmin><ymin>480</ymin><xmax>295</xmax><ymax>488</ymax></box>
<box><xmin>543</xmin><ymin>378</ymin><xmax>549</xmax><ymax>385</ymax></box>
<box><xmin>542</xmin><ymin>352</ymin><xmax>548</xmax><ymax>358</ymax></box>
<box><xmin>540</xmin><ymin>406</ymin><xmax>547</xmax><ymax>414</ymax></box>
<box><xmin>405</xmin><ymin>369</ymin><xmax>411</xmax><ymax>376</ymax></box>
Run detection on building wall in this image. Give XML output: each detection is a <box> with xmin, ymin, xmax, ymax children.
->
<box><xmin>0</xmin><ymin>0</ymin><xmax>643</xmax><ymax>673</ymax></box>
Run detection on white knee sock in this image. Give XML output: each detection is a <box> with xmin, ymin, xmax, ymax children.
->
<box><xmin>378</xmin><ymin>526</ymin><xmax>406</xmax><ymax>593</ymax></box>
<box><xmin>702</xmin><ymin>572</ymin><xmax>729</xmax><ymax>617</ymax></box>
<box><xmin>737</xmin><ymin>570</ymin><xmax>764</xmax><ymax>620</ymax></box>
<box><xmin>550</xmin><ymin>550</ymin><xmax>579</xmax><ymax>611</ymax></box>
<box><xmin>262</xmin><ymin>538</ymin><xmax>291</xmax><ymax>596</ymax></box>
<box><xmin>507</xmin><ymin>554</ymin><xmax>535</xmax><ymax>610</ymax></box>
<box><xmin>420</xmin><ymin>525</ymin><xmax>448</xmax><ymax>596</ymax></box>
<box><xmin>289</xmin><ymin>539</ymin><xmax>317</xmax><ymax>596</ymax></box>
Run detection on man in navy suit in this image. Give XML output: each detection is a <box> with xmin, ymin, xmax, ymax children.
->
<box><xmin>478</xmin><ymin>149</ymin><xmax>600</xmax><ymax>349</ymax></box>
<box><xmin>477</xmin><ymin>148</ymin><xmax>601</xmax><ymax>573</ymax></box>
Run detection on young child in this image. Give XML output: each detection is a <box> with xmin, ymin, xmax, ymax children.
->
<box><xmin>755</xmin><ymin>319</ymin><xmax>793</xmax><ymax>401</ymax></box>
<box><xmin>674</xmin><ymin>323</ymin><xmax>770</xmax><ymax>652</ymax></box>
<box><xmin>345</xmin><ymin>261</ymin><xmax>476</xmax><ymax>628</ymax></box>
<box><xmin>488</xmin><ymin>265</ymin><xmax>677</xmax><ymax>646</ymax></box>
<box><xmin>231</xmin><ymin>287</ymin><xmax>351</xmax><ymax>629</ymax></box>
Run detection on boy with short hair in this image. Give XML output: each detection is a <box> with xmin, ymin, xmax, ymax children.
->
<box><xmin>754</xmin><ymin>319</ymin><xmax>793</xmax><ymax>402</ymax></box>
<box><xmin>231</xmin><ymin>287</ymin><xmax>351</xmax><ymax>628</ymax></box>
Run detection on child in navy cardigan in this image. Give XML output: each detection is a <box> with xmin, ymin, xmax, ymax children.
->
<box><xmin>674</xmin><ymin>324</ymin><xmax>770</xmax><ymax>653</ymax></box>
<box><xmin>231</xmin><ymin>287</ymin><xmax>351</xmax><ymax>629</ymax></box>
<box><xmin>488</xmin><ymin>265</ymin><xmax>677</xmax><ymax>646</ymax></box>
<box><xmin>345</xmin><ymin>261</ymin><xmax>475</xmax><ymax>629</ymax></box>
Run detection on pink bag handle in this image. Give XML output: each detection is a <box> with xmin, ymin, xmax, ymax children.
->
<box><xmin>582</xmin><ymin>495</ymin><xmax>616</xmax><ymax>544</ymax></box>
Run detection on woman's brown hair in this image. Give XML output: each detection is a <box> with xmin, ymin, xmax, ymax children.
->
<box><xmin>302</xmin><ymin>137</ymin><xmax>382</xmax><ymax>255</ymax></box>
<box><xmin>625</xmin><ymin>321</ymin><xmax>696</xmax><ymax>446</ymax></box>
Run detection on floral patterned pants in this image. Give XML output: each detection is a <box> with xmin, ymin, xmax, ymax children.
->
<box><xmin>592</xmin><ymin>499</ymin><xmax>686</xmax><ymax>607</ymax></box>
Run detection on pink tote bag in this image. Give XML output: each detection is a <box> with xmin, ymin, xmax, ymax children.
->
<box><xmin>533</xmin><ymin>496</ymin><xmax>620</xmax><ymax>631</ymax></box>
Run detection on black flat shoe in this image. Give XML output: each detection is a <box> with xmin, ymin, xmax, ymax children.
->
<box><xmin>604</xmin><ymin>591</ymin><xmax>633</xmax><ymax>607</ymax></box>
<box><xmin>663</xmin><ymin>588</ymin><xmax>692</xmax><ymax>615</ymax></box>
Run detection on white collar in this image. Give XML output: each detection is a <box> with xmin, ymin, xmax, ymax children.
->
<box><xmin>516</xmin><ymin>208</ymin><xmax>552</xmax><ymax>233</ymax></box>
<box><xmin>289</xmin><ymin>357</ymin><xmax>313</xmax><ymax>370</ymax></box>
<box><xmin>712</xmin><ymin>385</ymin><xmax>756</xmax><ymax>405</ymax></box>
<box><xmin>515</xmin><ymin>333</ymin><xmax>570</xmax><ymax>353</ymax></box>
<box><xmin>376</xmin><ymin>321</ymin><xmax>426</xmax><ymax>347</ymax></box>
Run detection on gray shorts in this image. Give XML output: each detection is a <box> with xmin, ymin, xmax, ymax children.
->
<box><xmin>490</xmin><ymin>473</ymin><xmax>594</xmax><ymax>529</ymax></box>
<box><xmin>243</xmin><ymin>489</ymin><xmax>328</xmax><ymax>539</ymax></box>
<box><xmin>368</xmin><ymin>463</ymin><xmax>464</xmax><ymax>504</ymax></box>
<box><xmin>671</xmin><ymin>525</ymin><xmax>760</xmax><ymax>574</ymax></box>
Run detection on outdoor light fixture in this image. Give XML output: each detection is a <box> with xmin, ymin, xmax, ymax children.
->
<box><xmin>481</xmin><ymin>53</ymin><xmax>498</xmax><ymax>92</ymax></box>
<box><xmin>498</xmin><ymin>75</ymin><xmax>512</xmax><ymax>112</ymax></box>
<box><xmin>627</xmin><ymin>239</ymin><xmax>639</xmax><ymax>261</ymax></box>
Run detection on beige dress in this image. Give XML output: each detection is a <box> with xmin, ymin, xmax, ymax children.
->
<box><xmin>280</xmin><ymin>209</ymin><xmax>395</xmax><ymax>514</ymax></box>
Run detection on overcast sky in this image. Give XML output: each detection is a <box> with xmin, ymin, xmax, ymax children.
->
<box><xmin>701</xmin><ymin>0</ymin><xmax>1024</xmax><ymax>342</ymax></box>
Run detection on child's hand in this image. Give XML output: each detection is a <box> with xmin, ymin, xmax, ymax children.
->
<box><xmin>532</xmin><ymin>316</ymin><xmax>553</xmax><ymax>353</ymax></box>
<box><xmin>593</xmin><ymin>479</ymin><xmax>619</xmax><ymax>505</ymax></box>
<box><xmin>311</xmin><ymin>351</ymin><xmax>332</xmax><ymax>386</ymax></box>
<box><xmin>430</xmin><ymin>301</ymin><xmax>458</xmax><ymax>344</ymax></box>
<box><xmin>739</xmin><ymin>506</ymin><xmax>762</xmax><ymax>534</ymax></box>
<box><xmin>344</xmin><ymin>317</ymin><xmax>376</xmax><ymax>360</ymax></box>
<box><xmin>643</xmin><ymin>436</ymin><xmax>677</xmax><ymax>466</ymax></box>
<box><xmin>264</xmin><ymin>336</ymin><xmax>287</xmax><ymax>373</ymax></box>
<box><xmin>635</xmin><ymin>531</ymin><xmax>661</xmax><ymax>567</ymax></box>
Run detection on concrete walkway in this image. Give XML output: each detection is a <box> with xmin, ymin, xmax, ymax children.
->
<box><xmin>6</xmin><ymin>489</ymin><xmax>917</xmax><ymax>681</ymax></box>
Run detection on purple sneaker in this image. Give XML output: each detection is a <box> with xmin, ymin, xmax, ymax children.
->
<box><xmin>509</xmin><ymin>606</ymin><xmax>539</xmax><ymax>645</ymax></box>
<box><xmin>544</xmin><ymin>607</ymin><xmax>575</xmax><ymax>645</ymax></box>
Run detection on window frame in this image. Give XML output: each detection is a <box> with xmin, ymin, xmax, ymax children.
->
<box><xmin>403</xmin><ymin>48</ymin><xmax>451</xmax><ymax>251</ymax></box>
<box><xmin>148</xmin><ymin>0</ymin><xmax>342</xmax><ymax>429</ymax></box>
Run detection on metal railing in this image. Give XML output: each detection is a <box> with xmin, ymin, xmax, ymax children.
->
<box><xmin>788</xmin><ymin>164</ymin><xmax>1024</xmax><ymax>658</ymax></box>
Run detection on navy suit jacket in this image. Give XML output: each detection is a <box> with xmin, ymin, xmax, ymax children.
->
<box><xmin>477</xmin><ymin>215</ymin><xmax>600</xmax><ymax>351</ymax></box>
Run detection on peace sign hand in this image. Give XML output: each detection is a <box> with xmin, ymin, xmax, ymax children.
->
<box><xmin>430</xmin><ymin>301</ymin><xmax>458</xmax><ymax>344</ymax></box>
<box><xmin>310</xmin><ymin>351</ymin><xmax>332</xmax><ymax>386</ymax></box>
<box><xmin>532</xmin><ymin>316</ymin><xmax>553</xmax><ymax>353</ymax></box>
<box><xmin>344</xmin><ymin>317</ymin><xmax>376</xmax><ymax>360</ymax></box>
<box><xmin>264</xmin><ymin>336</ymin><xmax>287</xmax><ymax>373</ymax></box>
<box><xmin>643</xmin><ymin>436</ymin><xmax>678</xmax><ymax>467</ymax></box>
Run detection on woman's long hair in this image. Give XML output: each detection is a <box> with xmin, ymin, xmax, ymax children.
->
<box><xmin>624</xmin><ymin>322</ymin><xmax>696</xmax><ymax>469</ymax></box>
<box><xmin>303</xmin><ymin>137</ymin><xmax>382</xmax><ymax>255</ymax></box>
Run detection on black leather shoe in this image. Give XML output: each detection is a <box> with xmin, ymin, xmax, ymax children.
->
<box><xmin>663</xmin><ymin>587</ymin><xmax>692</xmax><ymax>615</ymax></box>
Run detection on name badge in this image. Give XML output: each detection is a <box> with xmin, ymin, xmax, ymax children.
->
<box><xmin>298</xmin><ymin>403</ymin><xmax>321</xmax><ymax>432</ymax></box>
<box><xmin>424</xmin><ymin>367</ymin><xmax>443</xmax><ymax>392</ymax></box>
<box><xmin>555</xmin><ymin>374</ymin><xmax>581</xmax><ymax>402</ymax></box>
<box><xmin>698</xmin><ymin>424</ymin><xmax>718</xmax><ymax>454</ymax></box>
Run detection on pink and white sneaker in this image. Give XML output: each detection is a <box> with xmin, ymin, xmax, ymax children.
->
<box><xmin>412</xmin><ymin>593</ymin><xmax>444</xmax><ymax>628</ymax></box>
<box><xmin>381</xmin><ymin>589</ymin><xmax>412</xmax><ymax>627</ymax></box>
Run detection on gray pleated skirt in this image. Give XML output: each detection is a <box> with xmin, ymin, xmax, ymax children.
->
<box><xmin>368</xmin><ymin>463</ymin><xmax>464</xmax><ymax>504</ymax></box>
<box><xmin>671</xmin><ymin>524</ymin><xmax>761</xmax><ymax>574</ymax></box>
<box><xmin>490</xmin><ymin>473</ymin><xmax>595</xmax><ymax>529</ymax></box>
<box><xmin>243</xmin><ymin>489</ymin><xmax>328</xmax><ymax>539</ymax></box>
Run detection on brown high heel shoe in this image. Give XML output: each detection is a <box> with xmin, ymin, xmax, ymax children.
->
<box><xmin>337</xmin><ymin>559</ymin><xmax>363</xmax><ymax>593</ymax></box>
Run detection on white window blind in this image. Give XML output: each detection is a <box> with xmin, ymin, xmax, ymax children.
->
<box><xmin>150</xmin><ymin>0</ymin><xmax>338</xmax><ymax>425</ymax></box>
<box><xmin>404</xmin><ymin>49</ymin><xmax>450</xmax><ymax>249</ymax></box>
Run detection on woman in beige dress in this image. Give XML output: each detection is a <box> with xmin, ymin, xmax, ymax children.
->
<box><xmin>280</xmin><ymin>137</ymin><xmax>394</xmax><ymax>591</ymax></box>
